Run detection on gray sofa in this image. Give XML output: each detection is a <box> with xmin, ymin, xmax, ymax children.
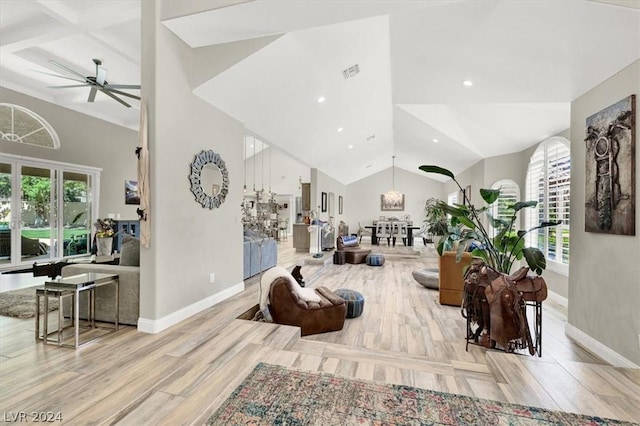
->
<box><xmin>60</xmin><ymin>235</ymin><xmax>140</xmax><ymax>326</ymax></box>
<box><xmin>61</xmin><ymin>264</ymin><xmax>140</xmax><ymax>326</ymax></box>
<box><xmin>243</xmin><ymin>231</ymin><xmax>277</xmax><ymax>279</ymax></box>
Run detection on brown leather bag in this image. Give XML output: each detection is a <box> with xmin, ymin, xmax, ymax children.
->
<box><xmin>514</xmin><ymin>276</ymin><xmax>548</xmax><ymax>302</ymax></box>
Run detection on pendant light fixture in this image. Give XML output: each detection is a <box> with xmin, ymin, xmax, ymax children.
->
<box><xmin>268</xmin><ymin>145</ymin><xmax>273</xmax><ymax>198</ymax></box>
<box><xmin>252</xmin><ymin>137</ymin><xmax>256</xmax><ymax>192</ymax></box>
<box><xmin>383</xmin><ymin>155</ymin><xmax>404</xmax><ymax>208</ymax></box>
<box><xmin>243</xmin><ymin>136</ymin><xmax>247</xmax><ymax>193</ymax></box>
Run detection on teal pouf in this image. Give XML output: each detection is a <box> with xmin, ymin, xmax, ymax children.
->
<box><xmin>335</xmin><ymin>289</ymin><xmax>365</xmax><ymax>318</ymax></box>
<box><xmin>366</xmin><ymin>253</ymin><xmax>385</xmax><ymax>266</ymax></box>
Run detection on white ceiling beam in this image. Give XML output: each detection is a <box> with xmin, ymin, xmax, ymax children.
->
<box><xmin>34</xmin><ymin>0</ymin><xmax>79</xmax><ymax>26</ymax></box>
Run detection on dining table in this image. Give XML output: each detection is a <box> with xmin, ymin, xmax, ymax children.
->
<box><xmin>365</xmin><ymin>223</ymin><xmax>421</xmax><ymax>247</ymax></box>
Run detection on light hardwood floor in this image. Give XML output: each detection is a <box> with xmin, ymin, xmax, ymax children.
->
<box><xmin>0</xmin><ymin>241</ymin><xmax>639</xmax><ymax>425</ymax></box>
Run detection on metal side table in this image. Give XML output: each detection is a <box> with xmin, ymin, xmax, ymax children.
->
<box><xmin>35</xmin><ymin>287</ymin><xmax>75</xmax><ymax>344</ymax></box>
<box><xmin>43</xmin><ymin>272</ymin><xmax>119</xmax><ymax>348</ymax></box>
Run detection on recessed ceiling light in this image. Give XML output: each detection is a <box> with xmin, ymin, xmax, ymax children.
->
<box><xmin>317</xmin><ymin>96</ymin><xmax>326</xmax><ymax>103</ymax></box>
<box><xmin>337</xmin><ymin>127</ymin><xmax>344</xmax><ymax>132</ymax></box>
<box><xmin>462</xmin><ymin>80</ymin><xmax>473</xmax><ymax>87</ymax></box>
<box><xmin>432</xmin><ymin>138</ymin><xmax>439</xmax><ymax>143</ymax></box>
<box><xmin>348</xmin><ymin>144</ymin><xmax>354</xmax><ymax>149</ymax></box>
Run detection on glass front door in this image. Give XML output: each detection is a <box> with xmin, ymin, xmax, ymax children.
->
<box><xmin>20</xmin><ymin>165</ymin><xmax>53</xmax><ymax>262</ymax></box>
<box><xmin>62</xmin><ymin>171</ymin><xmax>91</xmax><ymax>256</ymax></box>
<box><xmin>0</xmin><ymin>162</ymin><xmax>12</xmax><ymax>265</ymax></box>
<box><xmin>0</xmin><ymin>154</ymin><xmax>99</xmax><ymax>269</ymax></box>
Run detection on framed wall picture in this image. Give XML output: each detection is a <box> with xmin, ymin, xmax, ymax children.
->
<box><xmin>585</xmin><ymin>94</ymin><xmax>636</xmax><ymax>235</ymax></box>
<box><xmin>381</xmin><ymin>192</ymin><xmax>405</xmax><ymax>211</ymax></box>
<box><xmin>338</xmin><ymin>195</ymin><xmax>343</xmax><ymax>214</ymax></box>
<box><xmin>321</xmin><ymin>192</ymin><xmax>327</xmax><ymax>212</ymax></box>
<box><xmin>125</xmin><ymin>180</ymin><xmax>140</xmax><ymax>205</ymax></box>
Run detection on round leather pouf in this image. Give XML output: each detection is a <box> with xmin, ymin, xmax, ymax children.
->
<box><xmin>334</xmin><ymin>289</ymin><xmax>365</xmax><ymax>318</ymax></box>
<box><xmin>366</xmin><ymin>253</ymin><xmax>385</xmax><ymax>266</ymax></box>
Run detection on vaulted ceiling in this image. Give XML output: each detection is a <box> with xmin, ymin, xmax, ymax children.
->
<box><xmin>2</xmin><ymin>1</ymin><xmax>639</xmax><ymax>184</ymax></box>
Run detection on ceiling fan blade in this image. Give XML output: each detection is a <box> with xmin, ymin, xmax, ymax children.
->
<box><xmin>33</xmin><ymin>69</ymin><xmax>86</xmax><ymax>83</ymax></box>
<box><xmin>96</xmin><ymin>67</ymin><xmax>107</xmax><ymax>86</ymax></box>
<box><xmin>103</xmin><ymin>84</ymin><xmax>141</xmax><ymax>89</ymax></box>
<box><xmin>105</xmin><ymin>88</ymin><xmax>141</xmax><ymax>100</ymax></box>
<box><xmin>87</xmin><ymin>87</ymin><xmax>98</xmax><ymax>103</ymax></box>
<box><xmin>48</xmin><ymin>60</ymin><xmax>91</xmax><ymax>82</ymax></box>
<box><xmin>48</xmin><ymin>84</ymin><xmax>92</xmax><ymax>89</ymax></box>
<box><xmin>99</xmin><ymin>88</ymin><xmax>132</xmax><ymax>108</ymax></box>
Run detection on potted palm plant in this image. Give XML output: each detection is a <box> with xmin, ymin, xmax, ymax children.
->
<box><xmin>419</xmin><ymin>165</ymin><xmax>559</xmax><ymax>275</ymax></box>
<box><xmin>423</xmin><ymin>197</ymin><xmax>449</xmax><ymax>244</ymax></box>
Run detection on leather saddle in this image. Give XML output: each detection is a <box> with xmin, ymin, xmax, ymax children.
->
<box><xmin>463</xmin><ymin>260</ymin><xmax>547</xmax><ymax>355</ymax></box>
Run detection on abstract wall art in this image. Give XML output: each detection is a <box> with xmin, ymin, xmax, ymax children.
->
<box><xmin>584</xmin><ymin>94</ymin><xmax>635</xmax><ymax>235</ymax></box>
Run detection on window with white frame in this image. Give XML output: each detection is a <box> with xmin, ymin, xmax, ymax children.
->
<box><xmin>489</xmin><ymin>179</ymin><xmax>520</xmax><ymax>238</ymax></box>
<box><xmin>525</xmin><ymin>137</ymin><xmax>571</xmax><ymax>270</ymax></box>
<box><xmin>447</xmin><ymin>191</ymin><xmax>458</xmax><ymax>206</ymax></box>
<box><xmin>0</xmin><ymin>104</ymin><xmax>60</xmax><ymax>149</ymax></box>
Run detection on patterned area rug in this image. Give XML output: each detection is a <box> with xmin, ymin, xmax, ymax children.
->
<box><xmin>0</xmin><ymin>286</ymin><xmax>58</xmax><ymax>318</ymax></box>
<box><xmin>207</xmin><ymin>363</ymin><xmax>633</xmax><ymax>425</ymax></box>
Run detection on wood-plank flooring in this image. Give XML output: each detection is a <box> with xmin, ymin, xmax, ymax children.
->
<box><xmin>0</xmin><ymin>241</ymin><xmax>639</xmax><ymax>425</ymax></box>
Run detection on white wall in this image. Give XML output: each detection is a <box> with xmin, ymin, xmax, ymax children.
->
<box><xmin>139</xmin><ymin>1</ymin><xmax>245</xmax><ymax>330</ymax></box>
<box><xmin>346</xmin><ymin>166</ymin><xmax>444</xmax><ymax>233</ymax></box>
<box><xmin>243</xmin><ymin>144</ymin><xmax>310</xmax><ymax>197</ymax></box>
<box><xmin>311</xmin><ymin>168</ymin><xmax>347</xmax><ymax>227</ymax></box>
<box><xmin>568</xmin><ymin>60</ymin><xmax>639</xmax><ymax>366</ymax></box>
<box><xmin>0</xmin><ymin>87</ymin><xmax>139</xmax><ymax>221</ymax></box>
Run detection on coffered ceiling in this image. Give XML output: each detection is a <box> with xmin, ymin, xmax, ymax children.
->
<box><xmin>2</xmin><ymin>0</ymin><xmax>639</xmax><ymax>184</ymax></box>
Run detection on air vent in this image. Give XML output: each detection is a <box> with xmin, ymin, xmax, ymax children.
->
<box><xmin>343</xmin><ymin>64</ymin><xmax>360</xmax><ymax>79</ymax></box>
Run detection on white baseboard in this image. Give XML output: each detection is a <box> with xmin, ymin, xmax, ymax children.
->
<box><xmin>546</xmin><ymin>289</ymin><xmax>568</xmax><ymax>308</ymax></box>
<box><xmin>137</xmin><ymin>281</ymin><xmax>245</xmax><ymax>334</ymax></box>
<box><xmin>564</xmin><ymin>323</ymin><xmax>639</xmax><ymax>369</ymax></box>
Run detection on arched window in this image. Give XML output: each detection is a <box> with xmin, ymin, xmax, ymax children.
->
<box><xmin>0</xmin><ymin>104</ymin><xmax>60</xmax><ymax>149</ymax></box>
<box><xmin>489</xmin><ymin>179</ymin><xmax>520</xmax><ymax>238</ymax></box>
<box><xmin>525</xmin><ymin>137</ymin><xmax>571</xmax><ymax>272</ymax></box>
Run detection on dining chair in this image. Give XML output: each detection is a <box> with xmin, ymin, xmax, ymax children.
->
<box><xmin>413</xmin><ymin>224</ymin><xmax>429</xmax><ymax>245</ymax></box>
<box><xmin>397</xmin><ymin>221</ymin><xmax>409</xmax><ymax>246</ymax></box>
<box><xmin>278</xmin><ymin>218</ymin><xmax>289</xmax><ymax>241</ymax></box>
<box><xmin>376</xmin><ymin>221</ymin><xmax>391</xmax><ymax>246</ymax></box>
<box><xmin>357</xmin><ymin>221</ymin><xmax>372</xmax><ymax>243</ymax></box>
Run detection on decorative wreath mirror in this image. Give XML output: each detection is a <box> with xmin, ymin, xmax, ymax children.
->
<box><xmin>189</xmin><ymin>150</ymin><xmax>230</xmax><ymax>209</ymax></box>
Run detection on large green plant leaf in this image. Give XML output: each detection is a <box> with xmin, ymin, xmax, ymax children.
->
<box><xmin>480</xmin><ymin>188</ymin><xmax>500</xmax><ymax>204</ymax></box>
<box><xmin>509</xmin><ymin>200</ymin><xmax>537</xmax><ymax>212</ymax></box>
<box><xmin>458</xmin><ymin>216</ymin><xmax>476</xmax><ymax>229</ymax></box>
<box><xmin>523</xmin><ymin>247</ymin><xmax>546</xmax><ymax>275</ymax></box>
<box><xmin>438</xmin><ymin>202</ymin><xmax>466</xmax><ymax>217</ymax></box>
<box><xmin>471</xmin><ymin>248</ymin><xmax>490</xmax><ymax>264</ymax></box>
<box><xmin>419</xmin><ymin>165</ymin><xmax>454</xmax><ymax>179</ymax></box>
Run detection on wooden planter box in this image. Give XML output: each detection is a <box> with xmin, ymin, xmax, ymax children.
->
<box><xmin>438</xmin><ymin>251</ymin><xmax>473</xmax><ymax>306</ymax></box>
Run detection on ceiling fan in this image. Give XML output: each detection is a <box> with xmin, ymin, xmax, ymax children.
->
<box><xmin>44</xmin><ymin>58</ymin><xmax>140</xmax><ymax>108</ymax></box>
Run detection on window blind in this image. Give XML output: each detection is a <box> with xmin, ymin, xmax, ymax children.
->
<box><xmin>490</xmin><ymin>180</ymin><xmax>520</xmax><ymax>238</ymax></box>
<box><xmin>525</xmin><ymin>139</ymin><xmax>571</xmax><ymax>265</ymax></box>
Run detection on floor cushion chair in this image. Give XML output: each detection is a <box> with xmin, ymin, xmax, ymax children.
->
<box><xmin>336</xmin><ymin>235</ymin><xmax>371</xmax><ymax>265</ymax></box>
<box><xmin>262</xmin><ymin>266</ymin><xmax>346</xmax><ymax>336</ymax></box>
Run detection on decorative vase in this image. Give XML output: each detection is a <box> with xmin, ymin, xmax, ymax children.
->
<box><xmin>97</xmin><ymin>237</ymin><xmax>113</xmax><ymax>256</ymax></box>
